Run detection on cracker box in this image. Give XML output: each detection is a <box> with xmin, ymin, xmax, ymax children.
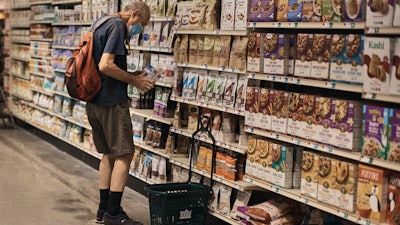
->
<box><xmin>269</xmin><ymin>142</ymin><xmax>295</xmax><ymax>188</ymax></box>
<box><xmin>388</xmin><ymin>108</ymin><xmax>400</xmax><ymax>163</ymax></box>
<box><xmin>311</xmin><ymin>34</ymin><xmax>332</xmax><ymax>80</ymax></box>
<box><xmin>245</xmin><ymin>87</ymin><xmax>260</xmax><ymax>127</ymax></box>
<box><xmin>287</xmin><ymin>92</ymin><xmax>303</xmax><ymax>138</ymax></box>
<box><xmin>345</xmin><ymin>34</ymin><xmax>364</xmax><ymax>84</ymax></box>
<box><xmin>247</xmin><ymin>32</ymin><xmax>263</xmax><ymax>72</ymax></box>
<box><xmin>317</xmin><ymin>156</ymin><xmax>337</xmax><ymax>206</ymax></box>
<box><xmin>333</xmin><ymin>99</ymin><xmax>363</xmax><ymax>151</ymax></box>
<box><xmin>343</xmin><ymin>0</ymin><xmax>365</xmax><ymax>22</ymax></box>
<box><xmin>288</xmin><ymin>0</ymin><xmax>303</xmax><ymax>22</ymax></box>
<box><xmin>276</xmin><ymin>0</ymin><xmax>289</xmax><ymax>21</ymax></box>
<box><xmin>366</xmin><ymin>0</ymin><xmax>395</xmax><ymax>27</ymax></box>
<box><xmin>394</xmin><ymin>0</ymin><xmax>400</xmax><ymax>26</ymax></box>
<box><xmin>249</xmin><ymin>0</ymin><xmax>275</xmax><ymax>22</ymax></box>
<box><xmin>299</xmin><ymin>94</ymin><xmax>318</xmax><ymax>141</ymax></box>
<box><xmin>263</xmin><ymin>33</ymin><xmax>287</xmax><ymax>75</ymax></box>
<box><xmin>363</xmin><ymin>37</ymin><xmax>393</xmax><ymax>94</ymax></box>
<box><xmin>387</xmin><ymin>173</ymin><xmax>400</xmax><ymax>224</ymax></box>
<box><xmin>334</xmin><ymin>161</ymin><xmax>358</xmax><ymax>212</ymax></box>
<box><xmin>245</xmin><ymin>136</ymin><xmax>259</xmax><ymax>178</ymax></box>
<box><xmin>235</xmin><ymin>0</ymin><xmax>249</xmax><ymax>30</ymax></box>
<box><xmin>270</xmin><ymin>90</ymin><xmax>289</xmax><ymax>134</ymax></box>
<box><xmin>301</xmin><ymin>151</ymin><xmax>320</xmax><ymax>199</ymax></box>
<box><xmin>294</xmin><ymin>33</ymin><xmax>313</xmax><ymax>77</ymax></box>
<box><xmin>389</xmin><ymin>38</ymin><xmax>400</xmax><ymax>95</ymax></box>
<box><xmin>256</xmin><ymin>139</ymin><xmax>271</xmax><ymax>182</ymax></box>
<box><xmin>356</xmin><ymin>164</ymin><xmax>389</xmax><ymax>223</ymax></box>
<box><xmin>362</xmin><ymin>105</ymin><xmax>389</xmax><ymax>160</ymax></box>
<box><xmin>330</xmin><ymin>34</ymin><xmax>348</xmax><ymax>82</ymax></box>
<box><xmin>315</xmin><ymin>96</ymin><xmax>336</xmax><ymax>146</ymax></box>
<box><xmin>221</xmin><ymin>0</ymin><xmax>236</xmax><ymax>30</ymax></box>
<box><xmin>257</xmin><ymin>88</ymin><xmax>272</xmax><ymax>130</ymax></box>
<box><xmin>322</xmin><ymin>0</ymin><xmax>343</xmax><ymax>22</ymax></box>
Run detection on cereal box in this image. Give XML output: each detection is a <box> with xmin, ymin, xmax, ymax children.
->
<box><xmin>249</xmin><ymin>0</ymin><xmax>275</xmax><ymax>22</ymax></box>
<box><xmin>221</xmin><ymin>0</ymin><xmax>236</xmax><ymax>30</ymax></box>
<box><xmin>333</xmin><ymin>99</ymin><xmax>363</xmax><ymax>151</ymax></box>
<box><xmin>388</xmin><ymin>108</ymin><xmax>400</xmax><ymax>163</ymax></box>
<box><xmin>288</xmin><ymin>0</ymin><xmax>303</xmax><ymax>22</ymax></box>
<box><xmin>345</xmin><ymin>34</ymin><xmax>364</xmax><ymax>84</ymax></box>
<box><xmin>270</xmin><ymin>90</ymin><xmax>289</xmax><ymax>133</ymax></box>
<box><xmin>389</xmin><ymin>38</ymin><xmax>400</xmax><ymax>95</ymax></box>
<box><xmin>330</xmin><ymin>34</ymin><xmax>348</xmax><ymax>82</ymax></box>
<box><xmin>287</xmin><ymin>35</ymin><xmax>297</xmax><ymax>75</ymax></box>
<box><xmin>315</xmin><ymin>96</ymin><xmax>336</xmax><ymax>146</ymax></box>
<box><xmin>387</xmin><ymin>173</ymin><xmax>400</xmax><ymax>224</ymax></box>
<box><xmin>269</xmin><ymin>142</ymin><xmax>295</xmax><ymax>188</ymax></box>
<box><xmin>310</xmin><ymin>34</ymin><xmax>332</xmax><ymax>80</ymax></box>
<box><xmin>245</xmin><ymin>136</ymin><xmax>258</xmax><ymax>177</ymax></box>
<box><xmin>356</xmin><ymin>164</ymin><xmax>389</xmax><ymax>223</ymax></box>
<box><xmin>317</xmin><ymin>156</ymin><xmax>337</xmax><ymax>206</ymax></box>
<box><xmin>366</xmin><ymin>0</ymin><xmax>395</xmax><ymax>27</ymax></box>
<box><xmin>394</xmin><ymin>0</ymin><xmax>400</xmax><ymax>26</ymax></box>
<box><xmin>247</xmin><ymin>32</ymin><xmax>263</xmax><ymax>72</ymax></box>
<box><xmin>235</xmin><ymin>0</ymin><xmax>248</xmax><ymax>30</ymax></box>
<box><xmin>276</xmin><ymin>0</ymin><xmax>289</xmax><ymax>21</ymax></box>
<box><xmin>334</xmin><ymin>161</ymin><xmax>357</xmax><ymax>212</ymax></box>
<box><xmin>302</xmin><ymin>0</ymin><xmax>322</xmax><ymax>21</ymax></box>
<box><xmin>245</xmin><ymin>87</ymin><xmax>260</xmax><ymax>127</ymax></box>
<box><xmin>263</xmin><ymin>33</ymin><xmax>287</xmax><ymax>75</ymax></box>
<box><xmin>322</xmin><ymin>0</ymin><xmax>343</xmax><ymax>22</ymax></box>
<box><xmin>294</xmin><ymin>33</ymin><xmax>313</xmax><ymax>77</ymax></box>
<box><xmin>362</xmin><ymin>105</ymin><xmax>389</xmax><ymax>160</ymax></box>
<box><xmin>343</xmin><ymin>0</ymin><xmax>365</xmax><ymax>21</ymax></box>
<box><xmin>299</xmin><ymin>94</ymin><xmax>318</xmax><ymax>140</ymax></box>
<box><xmin>292</xmin><ymin>147</ymin><xmax>303</xmax><ymax>189</ymax></box>
<box><xmin>256</xmin><ymin>139</ymin><xmax>271</xmax><ymax>182</ymax></box>
<box><xmin>287</xmin><ymin>92</ymin><xmax>303</xmax><ymax>137</ymax></box>
<box><xmin>257</xmin><ymin>88</ymin><xmax>272</xmax><ymax>130</ymax></box>
<box><xmin>301</xmin><ymin>151</ymin><xmax>320</xmax><ymax>199</ymax></box>
<box><xmin>363</xmin><ymin>37</ymin><xmax>393</xmax><ymax>94</ymax></box>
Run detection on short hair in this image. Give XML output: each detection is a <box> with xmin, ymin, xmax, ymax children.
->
<box><xmin>124</xmin><ymin>1</ymin><xmax>151</xmax><ymax>22</ymax></box>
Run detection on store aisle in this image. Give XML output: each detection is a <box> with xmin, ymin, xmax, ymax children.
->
<box><xmin>0</xmin><ymin>126</ymin><xmax>150</xmax><ymax>225</ymax></box>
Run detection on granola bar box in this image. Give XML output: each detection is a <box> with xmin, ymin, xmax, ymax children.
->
<box><xmin>356</xmin><ymin>164</ymin><xmax>389</xmax><ymax>223</ymax></box>
<box><xmin>362</xmin><ymin>105</ymin><xmax>389</xmax><ymax>160</ymax></box>
<box><xmin>388</xmin><ymin>108</ymin><xmax>400</xmax><ymax>163</ymax></box>
<box><xmin>317</xmin><ymin>156</ymin><xmax>337</xmax><ymax>206</ymax></box>
<box><xmin>294</xmin><ymin>33</ymin><xmax>313</xmax><ymax>77</ymax></box>
<box><xmin>257</xmin><ymin>88</ymin><xmax>272</xmax><ymax>130</ymax></box>
<box><xmin>270</xmin><ymin>90</ymin><xmax>289</xmax><ymax>134</ymax></box>
<box><xmin>310</xmin><ymin>34</ymin><xmax>332</xmax><ymax>80</ymax></box>
<box><xmin>389</xmin><ymin>38</ymin><xmax>400</xmax><ymax>96</ymax></box>
<box><xmin>334</xmin><ymin>161</ymin><xmax>358</xmax><ymax>212</ymax></box>
<box><xmin>343</xmin><ymin>0</ymin><xmax>365</xmax><ymax>21</ymax></box>
<box><xmin>366</xmin><ymin>0</ymin><xmax>394</xmax><ymax>27</ymax></box>
<box><xmin>263</xmin><ymin>33</ymin><xmax>287</xmax><ymax>75</ymax></box>
<box><xmin>387</xmin><ymin>173</ymin><xmax>400</xmax><ymax>224</ymax></box>
<box><xmin>301</xmin><ymin>151</ymin><xmax>320</xmax><ymax>199</ymax></box>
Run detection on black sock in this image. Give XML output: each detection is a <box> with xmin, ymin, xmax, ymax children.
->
<box><xmin>99</xmin><ymin>189</ymin><xmax>110</xmax><ymax>211</ymax></box>
<box><xmin>107</xmin><ymin>191</ymin><xmax>123</xmax><ymax>216</ymax></box>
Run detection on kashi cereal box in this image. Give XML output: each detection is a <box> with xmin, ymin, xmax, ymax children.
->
<box><xmin>311</xmin><ymin>34</ymin><xmax>332</xmax><ymax>80</ymax></box>
<box><xmin>288</xmin><ymin>0</ymin><xmax>303</xmax><ymax>22</ymax></box>
<box><xmin>363</xmin><ymin>37</ymin><xmax>393</xmax><ymax>94</ymax></box>
<box><xmin>301</xmin><ymin>151</ymin><xmax>320</xmax><ymax>199</ymax></box>
<box><xmin>256</xmin><ymin>138</ymin><xmax>271</xmax><ymax>182</ymax></box>
<box><xmin>249</xmin><ymin>0</ymin><xmax>275</xmax><ymax>22</ymax></box>
<box><xmin>287</xmin><ymin>92</ymin><xmax>303</xmax><ymax>138</ymax></box>
<box><xmin>322</xmin><ymin>0</ymin><xmax>343</xmax><ymax>22</ymax></box>
<box><xmin>235</xmin><ymin>0</ymin><xmax>249</xmax><ymax>30</ymax></box>
<box><xmin>315</xmin><ymin>96</ymin><xmax>336</xmax><ymax>146</ymax></box>
<box><xmin>388</xmin><ymin>108</ymin><xmax>400</xmax><ymax>163</ymax></box>
<box><xmin>245</xmin><ymin>87</ymin><xmax>260</xmax><ymax>127</ymax></box>
<box><xmin>387</xmin><ymin>173</ymin><xmax>400</xmax><ymax>224</ymax></box>
<box><xmin>245</xmin><ymin>136</ymin><xmax>258</xmax><ymax>178</ymax></box>
<box><xmin>221</xmin><ymin>0</ymin><xmax>236</xmax><ymax>30</ymax></box>
<box><xmin>247</xmin><ymin>32</ymin><xmax>263</xmax><ymax>72</ymax></box>
<box><xmin>334</xmin><ymin>161</ymin><xmax>358</xmax><ymax>212</ymax></box>
<box><xmin>276</xmin><ymin>0</ymin><xmax>289</xmax><ymax>21</ymax></box>
<box><xmin>356</xmin><ymin>164</ymin><xmax>389</xmax><ymax>223</ymax></box>
<box><xmin>299</xmin><ymin>94</ymin><xmax>318</xmax><ymax>141</ymax></box>
<box><xmin>343</xmin><ymin>0</ymin><xmax>365</xmax><ymax>22</ymax></box>
<box><xmin>330</xmin><ymin>34</ymin><xmax>347</xmax><ymax>82</ymax></box>
<box><xmin>270</xmin><ymin>90</ymin><xmax>289</xmax><ymax>133</ymax></box>
<box><xmin>366</xmin><ymin>0</ymin><xmax>395</xmax><ymax>27</ymax></box>
<box><xmin>257</xmin><ymin>88</ymin><xmax>272</xmax><ymax>130</ymax></box>
<box><xmin>269</xmin><ymin>142</ymin><xmax>295</xmax><ymax>188</ymax></box>
<box><xmin>394</xmin><ymin>0</ymin><xmax>400</xmax><ymax>26</ymax></box>
<box><xmin>263</xmin><ymin>33</ymin><xmax>287</xmax><ymax>75</ymax></box>
<box><xmin>294</xmin><ymin>33</ymin><xmax>313</xmax><ymax>77</ymax></box>
<box><xmin>389</xmin><ymin>38</ymin><xmax>400</xmax><ymax>96</ymax></box>
<box><xmin>362</xmin><ymin>105</ymin><xmax>389</xmax><ymax>160</ymax></box>
<box><xmin>345</xmin><ymin>34</ymin><xmax>364</xmax><ymax>84</ymax></box>
<box><xmin>317</xmin><ymin>156</ymin><xmax>337</xmax><ymax>206</ymax></box>
<box><xmin>332</xmin><ymin>99</ymin><xmax>362</xmax><ymax>151</ymax></box>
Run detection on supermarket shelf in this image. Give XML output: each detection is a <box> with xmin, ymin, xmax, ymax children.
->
<box><xmin>31</xmin><ymin>20</ymin><xmax>53</xmax><ymax>24</ymax></box>
<box><xmin>10</xmin><ymin>93</ymin><xmax>32</xmax><ymax>102</ymax></box>
<box><xmin>130</xmin><ymin>108</ymin><xmax>174</xmax><ymax>125</ymax></box>
<box><xmin>11</xmin><ymin>5</ymin><xmax>31</xmax><ymax>10</ymax></box>
<box><xmin>362</xmin><ymin>92</ymin><xmax>400</xmax><ymax>104</ymax></box>
<box><xmin>30</xmin><ymin>54</ymin><xmax>52</xmax><ymax>61</ymax></box>
<box><xmin>244</xmin><ymin>126</ymin><xmax>361</xmax><ymax>162</ymax></box>
<box><xmin>10</xmin><ymin>24</ymin><xmax>30</xmax><ymax>28</ymax></box>
<box><xmin>11</xmin><ymin>39</ymin><xmax>30</xmax><ymax>44</ymax></box>
<box><xmin>30</xmin><ymin>0</ymin><xmax>53</xmax><ymax>5</ymax></box>
<box><xmin>31</xmin><ymin>86</ymin><xmax>54</xmax><ymax>96</ymax></box>
<box><xmin>170</xmin><ymin>127</ymin><xmax>247</xmax><ymax>155</ymax></box>
<box><xmin>30</xmin><ymin>38</ymin><xmax>53</xmax><ymax>42</ymax></box>
<box><xmin>53</xmin><ymin>90</ymin><xmax>85</xmax><ymax>103</ymax></box>
<box><xmin>131</xmin><ymin>45</ymin><xmax>173</xmax><ymax>53</ymax></box>
<box><xmin>30</xmin><ymin>71</ymin><xmax>54</xmax><ymax>79</ymax></box>
<box><xmin>360</xmin><ymin>155</ymin><xmax>400</xmax><ymax>172</ymax></box>
<box><xmin>366</xmin><ymin>27</ymin><xmax>400</xmax><ymax>35</ymax></box>
<box><xmin>170</xmin><ymin>96</ymin><xmax>245</xmax><ymax>116</ymax></box>
<box><xmin>169</xmin><ymin>157</ymin><xmax>258</xmax><ymax>191</ymax></box>
<box><xmin>10</xmin><ymin>72</ymin><xmax>30</xmax><ymax>80</ymax></box>
<box><xmin>176</xmin><ymin>29</ymin><xmax>247</xmax><ymax>36</ymax></box>
<box><xmin>155</xmin><ymin>81</ymin><xmax>173</xmax><ymax>88</ymax></box>
<box><xmin>248</xmin><ymin>73</ymin><xmax>363</xmax><ymax>93</ymax></box>
<box><xmin>129</xmin><ymin>171</ymin><xmax>155</xmax><ymax>185</ymax></box>
<box><xmin>133</xmin><ymin>141</ymin><xmax>170</xmax><ymax>159</ymax></box>
<box><xmin>53</xmin><ymin>21</ymin><xmax>93</xmax><ymax>26</ymax></box>
<box><xmin>11</xmin><ymin>56</ymin><xmax>30</xmax><ymax>62</ymax></box>
<box><xmin>54</xmin><ymin>68</ymin><xmax>67</xmax><ymax>73</ymax></box>
<box><xmin>52</xmin><ymin>45</ymin><xmax>76</xmax><ymax>50</ymax></box>
<box><xmin>52</xmin><ymin>0</ymin><xmax>81</xmax><ymax>5</ymax></box>
<box><xmin>209</xmin><ymin>211</ymin><xmax>239</xmax><ymax>225</ymax></box>
<box><xmin>149</xmin><ymin>16</ymin><xmax>175</xmax><ymax>22</ymax></box>
<box><xmin>243</xmin><ymin>176</ymin><xmax>379</xmax><ymax>225</ymax></box>
<box><xmin>176</xmin><ymin>63</ymin><xmax>247</xmax><ymax>74</ymax></box>
<box><xmin>248</xmin><ymin>22</ymin><xmax>366</xmax><ymax>30</ymax></box>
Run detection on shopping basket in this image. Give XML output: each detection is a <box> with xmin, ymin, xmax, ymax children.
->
<box><xmin>146</xmin><ymin>115</ymin><xmax>216</xmax><ymax>225</ymax></box>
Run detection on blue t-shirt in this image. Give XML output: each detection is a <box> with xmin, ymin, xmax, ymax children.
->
<box><xmin>91</xmin><ymin>16</ymin><xmax>129</xmax><ymax>106</ymax></box>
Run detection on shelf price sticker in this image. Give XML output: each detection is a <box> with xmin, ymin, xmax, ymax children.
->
<box><xmin>360</xmin><ymin>156</ymin><xmax>374</xmax><ymax>164</ymax></box>
<box><xmin>212</xmin><ymin>30</ymin><xmax>220</xmax><ymax>35</ymax></box>
<box><xmin>299</xmin><ymin>196</ymin><xmax>309</xmax><ymax>204</ymax></box>
<box><xmin>202</xmin><ymin>64</ymin><xmax>208</xmax><ymax>69</ymax></box>
<box><xmin>345</xmin><ymin>22</ymin><xmax>356</xmax><ymax>29</ymax></box>
<box><xmin>337</xmin><ymin>211</ymin><xmax>348</xmax><ymax>219</ymax></box>
<box><xmin>323</xmin><ymin>22</ymin><xmax>333</xmax><ymax>28</ymax></box>
<box><xmin>236</xmin><ymin>185</ymin><xmax>243</xmax><ymax>191</ymax></box>
<box><xmin>325</xmin><ymin>82</ymin><xmax>336</xmax><ymax>89</ymax></box>
<box><xmin>358</xmin><ymin>218</ymin><xmax>371</xmax><ymax>225</ymax></box>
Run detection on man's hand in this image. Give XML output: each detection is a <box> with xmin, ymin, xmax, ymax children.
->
<box><xmin>131</xmin><ymin>73</ymin><xmax>155</xmax><ymax>92</ymax></box>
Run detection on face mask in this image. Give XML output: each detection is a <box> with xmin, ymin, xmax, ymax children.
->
<box><xmin>128</xmin><ymin>23</ymin><xmax>143</xmax><ymax>36</ymax></box>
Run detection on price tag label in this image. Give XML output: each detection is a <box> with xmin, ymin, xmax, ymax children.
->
<box><xmin>202</xmin><ymin>64</ymin><xmax>208</xmax><ymax>69</ymax></box>
<box><xmin>360</xmin><ymin>156</ymin><xmax>374</xmax><ymax>164</ymax></box>
<box><xmin>374</xmin><ymin>28</ymin><xmax>380</xmax><ymax>34</ymax></box>
<box><xmin>252</xmin><ymin>22</ymin><xmax>256</xmax><ymax>29</ymax></box>
<box><xmin>337</xmin><ymin>211</ymin><xmax>348</xmax><ymax>219</ymax></box>
<box><xmin>300</xmin><ymin>197</ymin><xmax>309</xmax><ymax>204</ymax></box>
<box><xmin>229</xmin><ymin>68</ymin><xmax>235</xmax><ymax>72</ymax></box>
<box><xmin>284</xmin><ymin>77</ymin><xmax>288</xmax><ymax>83</ymax></box>
<box><xmin>274</xmin><ymin>187</ymin><xmax>280</xmax><ymax>193</ymax></box>
<box><xmin>249</xmin><ymin>73</ymin><xmax>255</xmax><ymax>79</ymax></box>
<box><xmin>213</xmin><ymin>30</ymin><xmax>220</xmax><ymax>35</ymax></box>
<box><xmin>236</xmin><ymin>185</ymin><xmax>243</xmax><ymax>191</ymax></box>
<box><xmin>358</xmin><ymin>219</ymin><xmax>371</xmax><ymax>225</ymax></box>
<box><xmin>272</xmin><ymin>76</ymin><xmax>276</xmax><ymax>81</ymax></box>
<box><xmin>296</xmin><ymin>79</ymin><xmax>301</xmax><ymax>84</ymax></box>
<box><xmin>275</xmin><ymin>134</ymin><xmax>280</xmax><ymax>139</ymax></box>
<box><xmin>296</xmin><ymin>139</ymin><xmax>301</xmax><ymax>145</ymax></box>
<box><xmin>313</xmin><ymin>143</ymin><xmax>319</xmax><ymax>149</ymax></box>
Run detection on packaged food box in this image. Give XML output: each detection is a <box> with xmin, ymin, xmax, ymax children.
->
<box><xmin>299</xmin><ymin>94</ymin><xmax>318</xmax><ymax>141</ymax></box>
<box><xmin>223</xmin><ymin>73</ymin><xmax>238</xmax><ymax>108</ymax></box>
<box><xmin>333</xmin><ymin>99</ymin><xmax>363</xmax><ymax>151</ymax></box>
<box><xmin>334</xmin><ymin>161</ymin><xmax>358</xmax><ymax>212</ymax></box>
<box><xmin>366</xmin><ymin>0</ymin><xmax>395</xmax><ymax>27</ymax></box>
<box><xmin>362</xmin><ymin>105</ymin><xmax>389</xmax><ymax>160</ymax></box>
<box><xmin>269</xmin><ymin>142</ymin><xmax>295</xmax><ymax>188</ymax></box>
<box><xmin>387</xmin><ymin>173</ymin><xmax>400</xmax><ymax>224</ymax></box>
<box><xmin>302</xmin><ymin>0</ymin><xmax>322</xmax><ymax>21</ymax></box>
<box><xmin>245</xmin><ymin>136</ymin><xmax>258</xmax><ymax>178</ymax></box>
<box><xmin>389</xmin><ymin>38</ymin><xmax>400</xmax><ymax>95</ymax></box>
<box><xmin>256</xmin><ymin>138</ymin><xmax>271</xmax><ymax>182</ymax></box>
<box><xmin>363</xmin><ymin>37</ymin><xmax>393</xmax><ymax>94</ymax></box>
<box><xmin>345</xmin><ymin>34</ymin><xmax>364</xmax><ymax>84</ymax></box>
<box><xmin>388</xmin><ymin>108</ymin><xmax>400</xmax><ymax>163</ymax></box>
<box><xmin>330</xmin><ymin>34</ymin><xmax>355</xmax><ymax>83</ymax></box>
<box><xmin>394</xmin><ymin>0</ymin><xmax>400</xmax><ymax>26</ymax></box>
<box><xmin>287</xmin><ymin>35</ymin><xmax>297</xmax><ymax>75</ymax></box>
<box><xmin>247</xmin><ymin>32</ymin><xmax>263</xmax><ymax>72</ymax></box>
<box><xmin>235</xmin><ymin>0</ymin><xmax>249</xmax><ymax>30</ymax></box>
<box><xmin>288</xmin><ymin>0</ymin><xmax>303</xmax><ymax>22</ymax></box>
<box><xmin>249</xmin><ymin>0</ymin><xmax>275</xmax><ymax>22</ymax></box>
<box><xmin>276</xmin><ymin>0</ymin><xmax>289</xmax><ymax>21</ymax></box>
<box><xmin>315</xmin><ymin>96</ymin><xmax>336</xmax><ymax>146</ymax></box>
<box><xmin>270</xmin><ymin>90</ymin><xmax>289</xmax><ymax>134</ymax></box>
<box><xmin>356</xmin><ymin>164</ymin><xmax>389</xmax><ymax>223</ymax></box>
<box><xmin>292</xmin><ymin>147</ymin><xmax>304</xmax><ymax>189</ymax></box>
<box><xmin>221</xmin><ymin>0</ymin><xmax>236</xmax><ymax>30</ymax></box>
<box><xmin>287</xmin><ymin>92</ymin><xmax>303</xmax><ymax>138</ymax></box>
<box><xmin>245</xmin><ymin>87</ymin><xmax>260</xmax><ymax>127</ymax></box>
<box><xmin>310</xmin><ymin>34</ymin><xmax>332</xmax><ymax>80</ymax></box>
<box><xmin>322</xmin><ymin>0</ymin><xmax>343</xmax><ymax>22</ymax></box>
<box><xmin>317</xmin><ymin>156</ymin><xmax>337</xmax><ymax>206</ymax></box>
<box><xmin>343</xmin><ymin>0</ymin><xmax>365</xmax><ymax>22</ymax></box>
<box><xmin>301</xmin><ymin>151</ymin><xmax>320</xmax><ymax>199</ymax></box>
<box><xmin>235</xmin><ymin>74</ymin><xmax>248</xmax><ymax>110</ymax></box>
<box><xmin>294</xmin><ymin>33</ymin><xmax>313</xmax><ymax>77</ymax></box>
<box><xmin>263</xmin><ymin>33</ymin><xmax>287</xmax><ymax>75</ymax></box>
<box><xmin>257</xmin><ymin>88</ymin><xmax>272</xmax><ymax>130</ymax></box>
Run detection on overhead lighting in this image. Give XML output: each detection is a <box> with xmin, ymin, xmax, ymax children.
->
<box><xmin>0</xmin><ymin>13</ymin><xmax>8</xmax><ymax>20</ymax></box>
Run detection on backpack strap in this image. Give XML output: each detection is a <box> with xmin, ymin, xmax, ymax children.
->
<box><xmin>90</xmin><ymin>15</ymin><xmax>115</xmax><ymax>32</ymax></box>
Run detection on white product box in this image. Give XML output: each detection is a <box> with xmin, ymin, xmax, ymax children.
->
<box><xmin>257</xmin><ymin>88</ymin><xmax>272</xmax><ymax>130</ymax></box>
<box><xmin>245</xmin><ymin>87</ymin><xmax>260</xmax><ymax>127</ymax></box>
<box><xmin>317</xmin><ymin>156</ymin><xmax>337</xmax><ymax>206</ymax></box>
<box><xmin>310</xmin><ymin>34</ymin><xmax>331</xmax><ymax>80</ymax></box>
<box><xmin>235</xmin><ymin>0</ymin><xmax>248</xmax><ymax>30</ymax></box>
<box><xmin>335</xmin><ymin>161</ymin><xmax>357</xmax><ymax>212</ymax></box>
<box><xmin>366</xmin><ymin>0</ymin><xmax>395</xmax><ymax>27</ymax></box>
<box><xmin>270</xmin><ymin>90</ymin><xmax>289</xmax><ymax>134</ymax></box>
<box><xmin>389</xmin><ymin>38</ymin><xmax>400</xmax><ymax>95</ymax></box>
<box><xmin>294</xmin><ymin>34</ymin><xmax>313</xmax><ymax>77</ymax></box>
<box><xmin>394</xmin><ymin>0</ymin><xmax>400</xmax><ymax>26</ymax></box>
<box><xmin>301</xmin><ymin>151</ymin><xmax>320</xmax><ymax>199</ymax></box>
<box><xmin>221</xmin><ymin>0</ymin><xmax>236</xmax><ymax>30</ymax></box>
<box><xmin>247</xmin><ymin>32</ymin><xmax>263</xmax><ymax>72</ymax></box>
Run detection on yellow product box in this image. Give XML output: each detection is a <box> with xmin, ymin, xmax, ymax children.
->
<box><xmin>300</xmin><ymin>151</ymin><xmax>320</xmax><ymax>199</ymax></box>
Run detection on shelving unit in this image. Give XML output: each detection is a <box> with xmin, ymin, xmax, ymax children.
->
<box><xmin>248</xmin><ymin>22</ymin><xmax>366</xmax><ymax>30</ymax></box>
<box><xmin>176</xmin><ymin>62</ymin><xmax>247</xmax><ymax>74</ymax></box>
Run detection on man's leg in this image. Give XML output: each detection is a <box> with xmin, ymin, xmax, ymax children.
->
<box><xmin>99</xmin><ymin>154</ymin><xmax>115</xmax><ymax>208</ymax></box>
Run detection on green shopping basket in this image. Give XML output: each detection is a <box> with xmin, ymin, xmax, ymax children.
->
<box><xmin>146</xmin><ymin>115</ymin><xmax>216</xmax><ymax>225</ymax></box>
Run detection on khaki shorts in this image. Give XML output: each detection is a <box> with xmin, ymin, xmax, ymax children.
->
<box><xmin>86</xmin><ymin>101</ymin><xmax>134</xmax><ymax>157</ymax></box>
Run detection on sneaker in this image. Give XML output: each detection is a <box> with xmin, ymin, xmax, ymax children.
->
<box><xmin>96</xmin><ymin>209</ymin><xmax>105</xmax><ymax>224</ymax></box>
<box><xmin>103</xmin><ymin>209</ymin><xmax>143</xmax><ymax>225</ymax></box>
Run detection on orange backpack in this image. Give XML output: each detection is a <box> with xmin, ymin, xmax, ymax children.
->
<box><xmin>65</xmin><ymin>16</ymin><xmax>113</xmax><ymax>102</ymax></box>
